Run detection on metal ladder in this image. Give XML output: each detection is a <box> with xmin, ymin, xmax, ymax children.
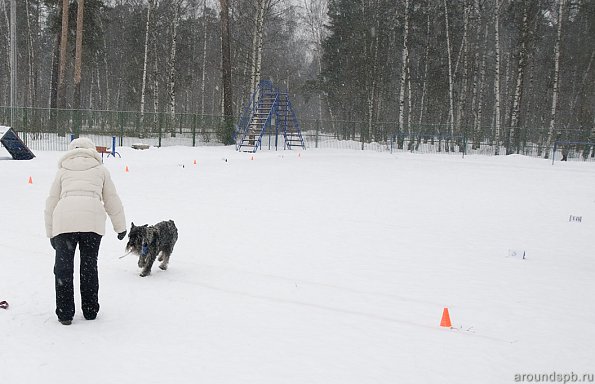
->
<box><xmin>236</xmin><ymin>80</ymin><xmax>306</xmax><ymax>152</ymax></box>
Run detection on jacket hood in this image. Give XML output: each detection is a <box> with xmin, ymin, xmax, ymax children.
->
<box><xmin>59</xmin><ymin>139</ymin><xmax>102</xmax><ymax>170</ymax></box>
<box><xmin>69</xmin><ymin>137</ymin><xmax>96</xmax><ymax>150</ymax></box>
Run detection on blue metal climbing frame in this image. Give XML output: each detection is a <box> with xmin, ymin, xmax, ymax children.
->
<box><xmin>235</xmin><ymin>80</ymin><xmax>306</xmax><ymax>152</ymax></box>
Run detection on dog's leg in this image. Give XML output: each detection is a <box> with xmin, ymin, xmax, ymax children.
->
<box><xmin>159</xmin><ymin>252</ymin><xmax>170</xmax><ymax>270</ymax></box>
<box><xmin>138</xmin><ymin>255</ymin><xmax>146</xmax><ymax>269</ymax></box>
<box><xmin>158</xmin><ymin>251</ymin><xmax>163</xmax><ymax>262</ymax></box>
<box><xmin>140</xmin><ymin>250</ymin><xmax>158</xmax><ymax>277</ymax></box>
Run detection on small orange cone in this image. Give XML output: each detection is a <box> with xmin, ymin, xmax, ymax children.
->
<box><xmin>125</xmin><ymin>165</ymin><xmax>129</xmax><ymax>172</ymax></box>
<box><xmin>440</xmin><ymin>307</ymin><xmax>452</xmax><ymax>328</ymax></box>
<box><xmin>28</xmin><ymin>176</ymin><xmax>33</xmax><ymax>184</ymax></box>
<box><xmin>193</xmin><ymin>159</ymin><xmax>197</xmax><ymax>165</ymax></box>
<box><xmin>251</xmin><ymin>156</ymin><xmax>254</xmax><ymax>160</ymax></box>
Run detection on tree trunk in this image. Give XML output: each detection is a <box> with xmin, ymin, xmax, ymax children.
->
<box><xmin>2</xmin><ymin>0</ymin><xmax>11</xmax><ymax>107</ymax></box>
<box><xmin>153</xmin><ymin>37</ymin><xmax>159</xmax><ymax>130</ymax></box>
<box><xmin>508</xmin><ymin>2</ymin><xmax>530</xmax><ymax>154</ymax></box>
<box><xmin>473</xmin><ymin>23</ymin><xmax>488</xmax><ymax>149</ymax></box>
<box><xmin>493</xmin><ymin>0</ymin><xmax>502</xmax><ymax>154</ymax></box>
<box><xmin>545</xmin><ymin>0</ymin><xmax>565</xmax><ymax>158</ymax></box>
<box><xmin>48</xmin><ymin>30</ymin><xmax>60</xmax><ymax>131</ymax></box>
<box><xmin>140</xmin><ymin>0</ymin><xmax>154</xmax><ymax>118</ymax></box>
<box><xmin>397</xmin><ymin>0</ymin><xmax>410</xmax><ymax>146</ymax></box>
<box><xmin>443</xmin><ymin>0</ymin><xmax>455</xmax><ymax>150</ymax></box>
<box><xmin>168</xmin><ymin>1</ymin><xmax>180</xmax><ymax>122</ymax></box>
<box><xmin>98</xmin><ymin>13</ymin><xmax>110</xmax><ymax>110</ymax></box>
<box><xmin>88</xmin><ymin>61</ymin><xmax>93</xmax><ymax>108</ymax></box>
<box><xmin>250</xmin><ymin>0</ymin><xmax>268</xmax><ymax>97</ymax></box>
<box><xmin>418</xmin><ymin>10</ymin><xmax>431</xmax><ymax>132</ymax></box>
<box><xmin>470</xmin><ymin>0</ymin><xmax>481</xmax><ymax>148</ymax></box>
<box><xmin>73</xmin><ymin>0</ymin><xmax>85</xmax><ymax>111</ymax></box>
<box><xmin>25</xmin><ymin>0</ymin><xmax>37</xmax><ymax>108</ymax></box>
<box><xmin>455</xmin><ymin>2</ymin><xmax>470</xmax><ymax>140</ymax></box>
<box><xmin>95</xmin><ymin>62</ymin><xmax>101</xmax><ymax>109</ymax></box>
<box><xmin>219</xmin><ymin>0</ymin><xmax>234</xmax><ymax>144</ymax></box>
<box><xmin>57</xmin><ymin>0</ymin><xmax>69</xmax><ymax>112</ymax></box>
<box><xmin>303</xmin><ymin>0</ymin><xmax>328</xmax><ymax>125</ymax></box>
<box><xmin>406</xmin><ymin>60</ymin><xmax>412</xmax><ymax>148</ymax></box>
<box><xmin>200</xmin><ymin>0</ymin><xmax>208</xmax><ymax>116</ymax></box>
<box><xmin>366</xmin><ymin>0</ymin><xmax>381</xmax><ymax>143</ymax></box>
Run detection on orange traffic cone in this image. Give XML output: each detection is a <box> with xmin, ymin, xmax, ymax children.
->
<box><xmin>28</xmin><ymin>176</ymin><xmax>33</xmax><ymax>184</ymax></box>
<box><xmin>193</xmin><ymin>159</ymin><xmax>197</xmax><ymax>165</ymax></box>
<box><xmin>125</xmin><ymin>165</ymin><xmax>129</xmax><ymax>172</ymax></box>
<box><xmin>440</xmin><ymin>307</ymin><xmax>452</xmax><ymax>328</ymax></box>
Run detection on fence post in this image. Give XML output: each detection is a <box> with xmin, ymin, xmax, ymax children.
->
<box><xmin>315</xmin><ymin>119</ymin><xmax>320</xmax><ymax>149</ymax></box>
<box><xmin>192</xmin><ymin>114</ymin><xmax>197</xmax><ymax>147</ymax></box>
<box><xmin>117</xmin><ymin>111</ymin><xmax>123</xmax><ymax>146</ymax></box>
<box><xmin>158</xmin><ymin>113</ymin><xmax>163</xmax><ymax>147</ymax></box>
<box><xmin>22</xmin><ymin>108</ymin><xmax>28</xmax><ymax>144</ymax></box>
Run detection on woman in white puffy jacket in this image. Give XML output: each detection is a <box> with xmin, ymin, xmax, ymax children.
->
<box><xmin>44</xmin><ymin>137</ymin><xmax>127</xmax><ymax>325</ymax></box>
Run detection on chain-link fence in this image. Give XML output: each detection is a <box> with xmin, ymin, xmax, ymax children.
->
<box><xmin>1</xmin><ymin>106</ymin><xmax>593</xmax><ymax>161</ymax></box>
<box><xmin>299</xmin><ymin>118</ymin><xmax>594</xmax><ymax>161</ymax></box>
<box><xmin>0</xmin><ymin>106</ymin><xmax>227</xmax><ymax>151</ymax></box>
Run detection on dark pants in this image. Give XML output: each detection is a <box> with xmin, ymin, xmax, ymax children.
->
<box><xmin>53</xmin><ymin>232</ymin><xmax>102</xmax><ymax>321</ymax></box>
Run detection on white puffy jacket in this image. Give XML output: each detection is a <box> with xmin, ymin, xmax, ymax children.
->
<box><xmin>44</xmin><ymin>138</ymin><xmax>126</xmax><ymax>238</ymax></box>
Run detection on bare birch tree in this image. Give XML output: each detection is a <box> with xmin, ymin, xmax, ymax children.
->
<box><xmin>417</xmin><ymin>9</ymin><xmax>431</xmax><ymax>131</ymax></box>
<box><xmin>472</xmin><ymin>23</ymin><xmax>488</xmax><ymax>149</ymax></box>
<box><xmin>140</xmin><ymin>0</ymin><xmax>155</xmax><ymax>118</ymax></box>
<box><xmin>545</xmin><ymin>0</ymin><xmax>565</xmax><ymax>158</ymax></box>
<box><xmin>200</xmin><ymin>0</ymin><xmax>208</xmax><ymax>116</ymax></box>
<box><xmin>443</xmin><ymin>0</ymin><xmax>455</xmax><ymax>149</ymax></box>
<box><xmin>168</xmin><ymin>0</ymin><xmax>182</xmax><ymax>120</ymax></box>
<box><xmin>493</xmin><ymin>0</ymin><xmax>502</xmax><ymax>154</ymax></box>
<box><xmin>508</xmin><ymin>1</ymin><xmax>531</xmax><ymax>154</ymax></box>
<box><xmin>303</xmin><ymin>0</ymin><xmax>328</xmax><ymax>124</ymax></box>
<box><xmin>455</xmin><ymin>1</ymin><xmax>470</xmax><ymax>138</ymax></box>
<box><xmin>366</xmin><ymin>0</ymin><xmax>381</xmax><ymax>143</ymax></box>
<box><xmin>397</xmin><ymin>0</ymin><xmax>410</xmax><ymax>144</ymax></box>
<box><xmin>249</xmin><ymin>0</ymin><xmax>270</xmax><ymax>98</ymax></box>
<box><xmin>153</xmin><ymin>36</ymin><xmax>159</xmax><ymax>118</ymax></box>
<box><xmin>470</xmin><ymin>0</ymin><xmax>482</xmax><ymax>147</ymax></box>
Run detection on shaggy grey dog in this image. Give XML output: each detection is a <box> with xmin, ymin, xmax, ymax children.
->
<box><xmin>125</xmin><ymin>220</ymin><xmax>178</xmax><ymax>277</ymax></box>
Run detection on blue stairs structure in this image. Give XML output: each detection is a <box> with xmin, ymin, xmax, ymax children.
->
<box><xmin>235</xmin><ymin>80</ymin><xmax>306</xmax><ymax>152</ymax></box>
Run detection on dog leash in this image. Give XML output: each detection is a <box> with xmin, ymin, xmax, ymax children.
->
<box><xmin>0</xmin><ymin>301</ymin><xmax>8</xmax><ymax>309</ymax></box>
<box><xmin>119</xmin><ymin>243</ymin><xmax>149</xmax><ymax>259</ymax></box>
<box><xmin>119</xmin><ymin>250</ymin><xmax>132</xmax><ymax>259</ymax></box>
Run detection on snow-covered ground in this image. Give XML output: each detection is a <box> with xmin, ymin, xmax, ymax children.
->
<box><xmin>1</xmin><ymin>144</ymin><xmax>594</xmax><ymax>384</ymax></box>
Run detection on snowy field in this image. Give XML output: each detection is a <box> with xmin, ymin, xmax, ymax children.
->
<box><xmin>1</xmin><ymin>144</ymin><xmax>594</xmax><ymax>384</ymax></box>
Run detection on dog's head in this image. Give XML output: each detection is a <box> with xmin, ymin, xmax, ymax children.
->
<box><xmin>126</xmin><ymin>222</ymin><xmax>149</xmax><ymax>254</ymax></box>
<box><xmin>126</xmin><ymin>223</ymin><xmax>150</xmax><ymax>267</ymax></box>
